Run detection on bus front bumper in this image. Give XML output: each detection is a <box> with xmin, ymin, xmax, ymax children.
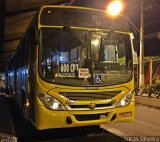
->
<box><xmin>34</xmin><ymin>102</ymin><xmax>134</xmax><ymax>130</ymax></box>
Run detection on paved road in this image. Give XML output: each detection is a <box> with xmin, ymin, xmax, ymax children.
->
<box><xmin>101</xmin><ymin>105</ymin><xmax>160</xmax><ymax>136</ymax></box>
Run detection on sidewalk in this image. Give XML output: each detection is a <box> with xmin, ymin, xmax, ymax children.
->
<box><xmin>135</xmin><ymin>96</ymin><xmax>160</xmax><ymax>109</ymax></box>
<box><xmin>0</xmin><ymin>96</ymin><xmax>16</xmax><ymax>141</ymax></box>
<box><xmin>0</xmin><ymin>133</ymin><xmax>17</xmax><ymax>142</ymax></box>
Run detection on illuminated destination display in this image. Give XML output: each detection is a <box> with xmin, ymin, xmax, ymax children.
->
<box><xmin>59</xmin><ymin>63</ymin><xmax>78</xmax><ymax>73</ymax></box>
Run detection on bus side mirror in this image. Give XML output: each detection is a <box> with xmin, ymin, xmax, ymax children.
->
<box><xmin>132</xmin><ymin>50</ymin><xmax>138</xmax><ymax>65</ymax></box>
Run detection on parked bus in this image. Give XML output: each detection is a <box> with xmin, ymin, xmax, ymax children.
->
<box><xmin>7</xmin><ymin>5</ymin><xmax>137</xmax><ymax>130</ymax></box>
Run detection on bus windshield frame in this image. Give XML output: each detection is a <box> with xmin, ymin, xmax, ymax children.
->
<box><xmin>38</xmin><ymin>7</ymin><xmax>133</xmax><ymax>87</ymax></box>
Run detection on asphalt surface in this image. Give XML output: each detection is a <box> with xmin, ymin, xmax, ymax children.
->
<box><xmin>101</xmin><ymin>105</ymin><xmax>160</xmax><ymax>136</ymax></box>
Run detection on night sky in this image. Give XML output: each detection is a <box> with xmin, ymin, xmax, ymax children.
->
<box><xmin>144</xmin><ymin>38</ymin><xmax>160</xmax><ymax>56</ymax></box>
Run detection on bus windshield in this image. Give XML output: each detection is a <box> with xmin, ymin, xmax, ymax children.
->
<box><xmin>39</xmin><ymin>27</ymin><xmax>133</xmax><ymax>86</ymax></box>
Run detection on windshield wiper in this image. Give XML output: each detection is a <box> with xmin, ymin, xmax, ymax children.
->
<box><xmin>63</xmin><ymin>26</ymin><xmax>94</xmax><ymax>85</ymax></box>
<box><xmin>63</xmin><ymin>26</ymin><xmax>88</xmax><ymax>48</ymax></box>
<box><xmin>98</xmin><ymin>30</ymin><xmax>113</xmax><ymax>63</ymax></box>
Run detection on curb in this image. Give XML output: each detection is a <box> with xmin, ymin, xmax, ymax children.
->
<box><xmin>135</xmin><ymin>96</ymin><xmax>160</xmax><ymax>109</ymax></box>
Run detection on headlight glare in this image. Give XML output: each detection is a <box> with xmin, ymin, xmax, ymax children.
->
<box><xmin>52</xmin><ymin>102</ymin><xmax>59</xmax><ymax>109</ymax></box>
<box><xmin>117</xmin><ymin>92</ymin><xmax>134</xmax><ymax>107</ymax></box>
<box><xmin>37</xmin><ymin>92</ymin><xmax>66</xmax><ymax>110</ymax></box>
<box><xmin>120</xmin><ymin>100</ymin><xmax>126</xmax><ymax>106</ymax></box>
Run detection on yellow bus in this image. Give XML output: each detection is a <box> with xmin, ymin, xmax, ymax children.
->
<box><xmin>7</xmin><ymin>5</ymin><xmax>137</xmax><ymax>130</ymax></box>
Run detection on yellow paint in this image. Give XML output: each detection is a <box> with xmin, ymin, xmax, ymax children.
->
<box><xmin>30</xmin><ymin>5</ymin><xmax>135</xmax><ymax>130</ymax></box>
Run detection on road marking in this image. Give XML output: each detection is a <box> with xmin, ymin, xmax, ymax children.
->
<box><xmin>135</xmin><ymin>119</ymin><xmax>160</xmax><ymax>130</ymax></box>
<box><xmin>136</xmin><ymin>105</ymin><xmax>160</xmax><ymax>112</ymax></box>
<box><xmin>101</xmin><ymin>126</ymin><xmax>124</xmax><ymax>136</ymax></box>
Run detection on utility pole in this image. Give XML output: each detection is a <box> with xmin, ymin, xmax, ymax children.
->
<box><xmin>139</xmin><ymin>0</ymin><xmax>144</xmax><ymax>89</ymax></box>
<box><xmin>149</xmin><ymin>59</ymin><xmax>152</xmax><ymax>85</ymax></box>
<box><xmin>0</xmin><ymin>0</ymin><xmax>6</xmax><ymax>71</ymax></box>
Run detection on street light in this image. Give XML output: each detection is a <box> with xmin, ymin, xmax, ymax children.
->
<box><xmin>106</xmin><ymin>0</ymin><xmax>123</xmax><ymax>16</ymax></box>
<box><xmin>106</xmin><ymin>0</ymin><xmax>140</xmax><ymax>33</ymax></box>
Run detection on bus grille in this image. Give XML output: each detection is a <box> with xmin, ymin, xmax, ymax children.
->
<box><xmin>60</xmin><ymin>91</ymin><xmax>121</xmax><ymax>101</ymax></box>
<box><xmin>69</xmin><ymin>103</ymin><xmax>113</xmax><ymax>109</ymax></box>
<box><xmin>75</xmin><ymin>113</ymin><xmax>109</xmax><ymax>121</ymax></box>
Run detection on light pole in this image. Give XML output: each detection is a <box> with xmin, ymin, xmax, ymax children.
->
<box><xmin>139</xmin><ymin>0</ymin><xmax>144</xmax><ymax>89</ymax></box>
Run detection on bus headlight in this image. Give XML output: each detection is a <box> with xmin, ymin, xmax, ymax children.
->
<box><xmin>116</xmin><ymin>91</ymin><xmax>134</xmax><ymax>107</ymax></box>
<box><xmin>37</xmin><ymin>92</ymin><xmax>66</xmax><ymax>110</ymax></box>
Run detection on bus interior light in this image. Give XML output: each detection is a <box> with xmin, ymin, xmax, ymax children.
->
<box><xmin>92</xmin><ymin>39</ymin><xmax>99</xmax><ymax>46</ymax></box>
